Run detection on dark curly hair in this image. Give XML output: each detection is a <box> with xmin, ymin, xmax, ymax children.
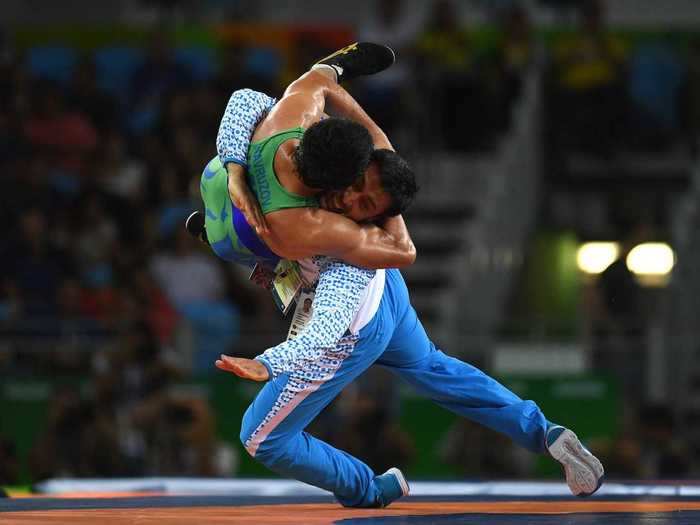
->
<box><xmin>293</xmin><ymin>118</ymin><xmax>373</xmax><ymax>190</ymax></box>
<box><xmin>372</xmin><ymin>149</ymin><xmax>418</xmax><ymax>217</ymax></box>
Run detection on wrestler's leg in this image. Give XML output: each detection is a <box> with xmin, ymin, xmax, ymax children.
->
<box><xmin>375</xmin><ymin>270</ymin><xmax>604</xmax><ymax>496</ymax></box>
<box><xmin>240</xmin><ymin>315</ymin><xmax>396</xmax><ymax>508</ymax></box>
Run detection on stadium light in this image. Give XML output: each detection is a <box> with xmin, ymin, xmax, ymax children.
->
<box><xmin>626</xmin><ymin>243</ymin><xmax>675</xmax><ymax>276</ymax></box>
<box><xmin>576</xmin><ymin>242</ymin><xmax>619</xmax><ymax>274</ymax></box>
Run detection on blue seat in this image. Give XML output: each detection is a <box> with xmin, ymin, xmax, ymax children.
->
<box><xmin>93</xmin><ymin>46</ymin><xmax>145</xmax><ymax>98</ymax></box>
<box><xmin>176</xmin><ymin>46</ymin><xmax>218</xmax><ymax>81</ymax></box>
<box><xmin>245</xmin><ymin>47</ymin><xmax>282</xmax><ymax>80</ymax></box>
<box><xmin>26</xmin><ymin>45</ymin><xmax>78</xmax><ymax>84</ymax></box>
<box><xmin>629</xmin><ymin>43</ymin><xmax>684</xmax><ymax>130</ymax></box>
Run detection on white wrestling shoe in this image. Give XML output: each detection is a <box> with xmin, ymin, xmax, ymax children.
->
<box><xmin>546</xmin><ymin>425</ymin><xmax>605</xmax><ymax>497</ymax></box>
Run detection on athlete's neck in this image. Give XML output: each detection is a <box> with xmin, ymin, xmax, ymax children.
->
<box><xmin>274</xmin><ymin>140</ymin><xmax>318</xmax><ymax>197</ymax></box>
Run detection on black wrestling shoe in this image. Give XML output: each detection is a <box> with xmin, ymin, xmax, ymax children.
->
<box><xmin>312</xmin><ymin>42</ymin><xmax>395</xmax><ymax>83</ymax></box>
<box><xmin>185</xmin><ymin>211</ymin><xmax>209</xmax><ymax>245</ymax></box>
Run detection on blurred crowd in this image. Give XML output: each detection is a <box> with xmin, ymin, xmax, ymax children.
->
<box><xmin>545</xmin><ymin>0</ymin><xmax>692</xmax><ymax>158</ymax></box>
<box><xmin>0</xmin><ymin>0</ymin><xmax>696</xmax><ymax>485</ymax></box>
<box><xmin>0</xmin><ymin>28</ymin><xmax>289</xmax><ymax>482</ymax></box>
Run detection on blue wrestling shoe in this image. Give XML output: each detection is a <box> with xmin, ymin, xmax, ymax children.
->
<box><xmin>546</xmin><ymin>425</ymin><xmax>605</xmax><ymax>497</ymax></box>
<box><xmin>313</xmin><ymin>42</ymin><xmax>395</xmax><ymax>83</ymax></box>
<box><xmin>374</xmin><ymin>467</ymin><xmax>410</xmax><ymax>508</ymax></box>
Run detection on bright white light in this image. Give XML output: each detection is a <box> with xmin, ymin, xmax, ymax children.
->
<box><xmin>626</xmin><ymin>243</ymin><xmax>675</xmax><ymax>275</ymax></box>
<box><xmin>577</xmin><ymin>242</ymin><xmax>619</xmax><ymax>274</ymax></box>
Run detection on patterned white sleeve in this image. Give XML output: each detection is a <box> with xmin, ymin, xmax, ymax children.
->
<box><xmin>256</xmin><ymin>260</ymin><xmax>375</xmax><ymax>378</ymax></box>
<box><xmin>216</xmin><ymin>88</ymin><xmax>277</xmax><ymax>168</ymax></box>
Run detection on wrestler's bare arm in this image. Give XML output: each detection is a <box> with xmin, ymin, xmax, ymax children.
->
<box><xmin>253</xmin><ymin>70</ymin><xmax>391</xmax><ymax>150</ymax></box>
<box><xmin>261</xmin><ymin>207</ymin><xmax>415</xmax><ymax>269</ymax></box>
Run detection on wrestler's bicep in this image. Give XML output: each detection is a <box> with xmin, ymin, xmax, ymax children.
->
<box><xmin>262</xmin><ymin>209</ymin><xmax>353</xmax><ymax>260</ymax></box>
<box><xmin>266</xmin><ymin>209</ymin><xmax>411</xmax><ymax>269</ymax></box>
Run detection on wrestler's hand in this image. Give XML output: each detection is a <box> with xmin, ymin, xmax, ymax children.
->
<box><xmin>216</xmin><ymin>355</ymin><xmax>270</xmax><ymax>382</ymax></box>
<box><xmin>226</xmin><ymin>164</ymin><xmax>270</xmax><ymax>236</ymax></box>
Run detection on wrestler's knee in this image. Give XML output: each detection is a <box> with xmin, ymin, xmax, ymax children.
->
<box><xmin>253</xmin><ymin>440</ymin><xmax>281</xmax><ymax>462</ymax></box>
<box><xmin>239</xmin><ymin>428</ymin><xmax>253</xmax><ymax>457</ymax></box>
<box><xmin>239</xmin><ymin>406</ymin><xmax>258</xmax><ymax>455</ymax></box>
<box><xmin>248</xmin><ymin>437</ymin><xmax>294</xmax><ymax>470</ymax></box>
<box><xmin>238</xmin><ymin>421</ymin><xmax>288</xmax><ymax>464</ymax></box>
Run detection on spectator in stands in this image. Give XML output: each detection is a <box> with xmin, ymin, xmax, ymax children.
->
<box><xmin>0</xmin><ymin>38</ymin><xmax>30</xmax><ymax>154</ymax></box>
<box><xmin>473</xmin><ymin>3</ymin><xmax>534</xmax><ymax>136</ymax></box>
<box><xmin>415</xmin><ymin>0</ymin><xmax>495</xmax><ymax>151</ymax></box>
<box><xmin>499</xmin><ymin>4</ymin><xmax>533</xmax><ymax>105</ymax></box>
<box><xmin>23</xmin><ymin>82</ymin><xmax>98</xmax><ymax>173</ymax></box>
<box><xmin>74</xmin><ymin>193</ymin><xmax>119</xmax><ymax>287</ymax></box>
<box><xmin>67</xmin><ymin>58</ymin><xmax>119</xmax><ymax>133</ymax></box>
<box><xmin>10</xmin><ymin>208</ymin><xmax>74</xmax><ymax>317</ymax></box>
<box><xmin>92</xmin><ymin>319</ymin><xmax>179</xmax><ymax>474</ymax></box>
<box><xmin>189</xmin><ymin>83</ymin><xmax>222</xmax><ymax>138</ymax></box>
<box><xmin>151</xmin><ymin>229</ymin><xmax>240</xmax><ymax>372</ymax></box>
<box><xmin>137</xmin><ymin>397</ymin><xmax>231</xmax><ymax>476</ymax></box>
<box><xmin>129</xmin><ymin>29</ymin><xmax>192</xmax><ymax>134</ymax></box>
<box><xmin>215</xmin><ymin>42</ymin><xmax>281</xmax><ymax>104</ymax></box>
<box><xmin>0</xmin><ymin>27</ymin><xmax>14</xmax><ymax>68</ymax></box>
<box><xmin>356</xmin><ymin>0</ymin><xmax>427</xmax><ymax>141</ymax></box>
<box><xmin>638</xmin><ymin>404</ymin><xmax>690</xmax><ymax>478</ymax></box>
<box><xmin>98</xmin><ymin>128</ymin><xmax>148</xmax><ymax>204</ymax></box>
<box><xmin>127</xmin><ymin>267</ymin><xmax>180</xmax><ymax>347</ymax></box>
<box><xmin>548</xmin><ymin>0</ymin><xmax>628</xmax><ymax>156</ymax></box>
<box><xmin>154</xmin><ymin>169</ymin><xmax>194</xmax><ymax>239</ymax></box>
<box><xmin>0</xmin><ymin>277</ymin><xmax>20</xmax><ymax>324</ymax></box>
<box><xmin>0</xmin><ymin>89</ymin><xmax>24</xmax><ymax>165</ymax></box>
<box><xmin>29</xmin><ymin>385</ymin><xmax>84</xmax><ymax>479</ymax></box>
<box><xmin>626</xmin><ymin>35</ymin><xmax>684</xmax><ymax>152</ymax></box>
<box><xmin>47</xmin><ymin>278</ymin><xmax>108</xmax><ymax>373</ymax></box>
<box><xmin>29</xmin><ymin>385</ymin><xmax>123</xmax><ymax>478</ymax></box>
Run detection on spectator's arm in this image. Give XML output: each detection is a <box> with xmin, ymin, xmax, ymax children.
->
<box><xmin>216</xmin><ymin>88</ymin><xmax>276</xmax><ymax>168</ymax></box>
<box><xmin>255</xmin><ymin>260</ymin><xmax>374</xmax><ymax>378</ymax></box>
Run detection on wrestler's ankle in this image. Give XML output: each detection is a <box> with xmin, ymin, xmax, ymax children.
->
<box><xmin>310</xmin><ymin>63</ymin><xmax>339</xmax><ymax>83</ymax></box>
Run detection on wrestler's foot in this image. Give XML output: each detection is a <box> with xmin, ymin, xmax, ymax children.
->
<box><xmin>312</xmin><ymin>42</ymin><xmax>395</xmax><ymax>83</ymax></box>
<box><xmin>374</xmin><ymin>467</ymin><xmax>410</xmax><ymax>508</ymax></box>
<box><xmin>185</xmin><ymin>211</ymin><xmax>209</xmax><ymax>245</ymax></box>
<box><xmin>546</xmin><ymin>425</ymin><xmax>604</xmax><ymax>497</ymax></box>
